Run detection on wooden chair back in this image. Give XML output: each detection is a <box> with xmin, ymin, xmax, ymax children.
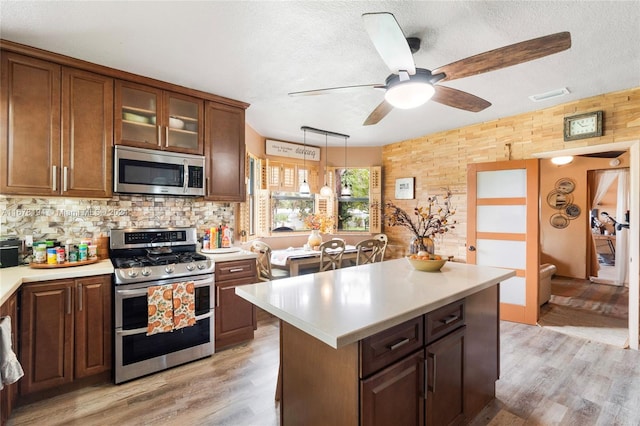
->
<box><xmin>355</xmin><ymin>239</ymin><xmax>384</xmax><ymax>265</ymax></box>
<box><xmin>318</xmin><ymin>239</ymin><xmax>346</xmax><ymax>271</ymax></box>
<box><xmin>250</xmin><ymin>240</ymin><xmax>275</xmax><ymax>281</ymax></box>
<box><xmin>373</xmin><ymin>233</ymin><xmax>388</xmax><ymax>261</ymax></box>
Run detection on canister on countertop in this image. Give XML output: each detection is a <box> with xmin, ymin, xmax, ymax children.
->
<box><xmin>68</xmin><ymin>248</ymin><xmax>78</xmax><ymax>263</ymax></box>
<box><xmin>88</xmin><ymin>244</ymin><xmax>97</xmax><ymax>260</ymax></box>
<box><xmin>47</xmin><ymin>248</ymin><xmax>57</xmax><ymax>265</ymax></box>
<box><xmin>34</xmin><ymin>243</ymin><xmax>47</xmax><ymax>264</ymax></box>
<box><xmin>56</xmin><ymin>247</ymin><xmax>66</xmax><ymax>264</ymax></box>
<box><xmin>78</xmin><ymin>243</ymin><xmax>88</xmax><ymax>261</ymax></box>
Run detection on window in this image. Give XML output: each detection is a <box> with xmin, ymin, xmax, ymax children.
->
<box><xmin>271</xmin><ymin>192</ymin><xmax>315</xmax><ymax>232</ymax></box>
<box><xmin>337</xmin><ymin>168</ymin><xmax>370</xmax><ymax>232</ymax></box>
<box><xmin>248</xmin><ymin>156</ymin><xmax>256</xmax><ymax>236</ymax></box>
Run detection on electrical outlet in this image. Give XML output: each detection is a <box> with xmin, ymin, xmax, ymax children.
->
<box><xmin>25</xmin><ymin>235</ymin><xmax>33</xmax><ymax>247</ymax></box>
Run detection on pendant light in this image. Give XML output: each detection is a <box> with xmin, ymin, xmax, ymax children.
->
<box><xmin>320</xmin><ymin>133</ymin><xmax>333</xmax><ymax>196</ymax></box>
<box><xmin>299</xmin><ymin>128</ymin><xmax>311</xmax><ymax>195</ymax></box>
<box><xmin>340</xmin><ymin>135</ymin><xmax>352</xmax><ymax>197</ymax></box>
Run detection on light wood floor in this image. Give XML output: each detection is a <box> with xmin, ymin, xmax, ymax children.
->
<box><xmin>9</xmin><ymin>316</ymin><xmax>640</xmax><ymax>425</ymax></box>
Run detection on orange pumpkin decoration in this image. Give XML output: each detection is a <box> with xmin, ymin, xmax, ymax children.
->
<box><xmin>163</xmin><ymin>289</ymin><xmax>173</xmax><ymax>300</ymax></box>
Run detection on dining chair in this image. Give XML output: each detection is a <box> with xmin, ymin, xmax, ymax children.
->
<box><xmin>249</xmin><ymin>240</ymin><xmax>290</xmax><ymax>281</ymax></box>
<box><xmin>373</xmin><ymin>233</ymin><xmax>388</xmax><ymax>261</ymax></box>
<box><xmin>355</xmin><ymin>238</ymin><xmax>383</xmax><ymax>265</ymax></box>
<box><xmin>318</xmin><ymin>239</ymin><xmax>346</xmax><ymax>271</ymax></box>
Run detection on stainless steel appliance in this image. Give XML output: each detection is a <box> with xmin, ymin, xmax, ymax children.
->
<box><xmin>110</xmin><ymin>227</ymin><xmax>215</xmax><ymax>384</ymax></box>
<box><xmin>114</xmin><ymin>145</ymin><xmax>205</xmax><ymax>196</ymax></box>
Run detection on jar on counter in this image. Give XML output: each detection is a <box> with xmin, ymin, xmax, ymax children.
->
<box><xmin>56</xmin><ymin>247</ymin><xmax>66</xmax><ymax>264</ymax></box>
<box><xmin>34</xmin><ymin>244</ymin><xmax>47</xmax><ymax>264</ymax></box>
<box><xmin>78</xmin><ymin>243</ymin><xmax>88</xmax><ymax>261</ymax></box>
<box><xmin>47</xmin><ymin>248</ymin><xmax>57</xmax><ymax>265</ymax></box>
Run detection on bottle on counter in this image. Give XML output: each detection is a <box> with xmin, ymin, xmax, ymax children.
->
<box><xmin>203</xmin><ymin>230</ymin><xmax>210</xmax><ymax>250</ymax></box>
<box><xmin>56</xmin><ymin>247</ymin><xmax>66</xmax><ymax>264</ymax></box>
<box><xmin>221</xmin><ymin>227</ymin><xmax>231</xmax><ymax>248</ymax></box>
<box><xmin>34</xmin><ymin>243</ymin><xmax>47</xmax><ymax>264</ymax></box>
<box><xmin>210</xmin><ymin>227</ymin><xmax>218</xmax><ymax>249</ymax></box>
<box><xmin>78</xmin><ymin>243</ymin><xmax>88</xmax><ymax>261</ymax></box>
<box><xmin>47</xmin><ymin>248</ymin><xmax>57</xmax><ymax>265</ymax></box>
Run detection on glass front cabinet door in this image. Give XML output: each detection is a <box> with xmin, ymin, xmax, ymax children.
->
<box><xmin>115</xmin><ymin>80</ymin><xmax>203</xmax><ymax>155</ymax></box>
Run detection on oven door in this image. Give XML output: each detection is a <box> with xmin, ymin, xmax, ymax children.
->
<box><xmin>114</xmin><ymin>274</ymin><xmax>214</xmax><ymax>384</ymax></box>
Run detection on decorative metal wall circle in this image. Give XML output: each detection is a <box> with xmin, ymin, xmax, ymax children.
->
<box><xmin>550</xmin><ymin>213</ymin><xmax>570</xmax><ymax>229</ymax></box>
<box><xmin>547</xmin><ymin>190</ymin><xmax>573</xmax><ymax>209</ymax></box>
<box><xmin>565</xmin><ymin>204</ymin><xmax>581</xmax><ymax>219</ymax></box>
<box><xmin>555</xmin><ymin>178</ymin><xmax>576</xmax><ymax>194</ymax></box>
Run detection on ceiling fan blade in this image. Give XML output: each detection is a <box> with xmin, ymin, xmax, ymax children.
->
<box><xmin>288</xmin><ymin>83</ymin><xmax>384</xmax><ymax>97</ymax></box>
<box><xmin>362</xmin><ymin>12</ymin><xmax>416</xmax><ymax>75</ymax></box>
<box><xmin>433</xmin><ymin>32</ymin><xmax>571</xmax><ymax>82</ymax></box>
<box><xmin>431</xmin><ymin>85</ymin><xmax>491</xmax><ymax>112</ymax></box>
<box><xmin>363</xmin><ymin>100</ymin><xmax>393</xmax><ymax>126</ymax></box>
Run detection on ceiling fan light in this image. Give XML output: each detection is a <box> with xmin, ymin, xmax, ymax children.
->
<box><xmin>384</xmin><ymin>81</ymin><xmax>435</xmax><ymax>109</ymax></box>
<box><xmin>341</xmin><ymin>185</ymin><xmax>352</xmax><ymax>197</ymax></box>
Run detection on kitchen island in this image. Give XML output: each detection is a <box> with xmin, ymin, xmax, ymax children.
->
<box><xmin>236</xmin><ymin>259</ymin><xmax>515</xmax><ymax>425</ymax></box>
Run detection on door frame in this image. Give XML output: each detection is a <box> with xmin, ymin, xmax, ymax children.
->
<box><xmin>533</xmin><ymin>140</ymin><xmax>639</xmax><ymax>350</ymax></box>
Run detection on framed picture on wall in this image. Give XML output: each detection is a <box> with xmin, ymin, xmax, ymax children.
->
<box><xmin>395</xmin><ymin>178</ymin><xmax>414</xmax><ymax>199</ymax></box>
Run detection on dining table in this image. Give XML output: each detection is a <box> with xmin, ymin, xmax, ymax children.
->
<box><xmin>270</xmin><ymin>245</ymin><xmax>358</xmax><ymax>276</ymax></box>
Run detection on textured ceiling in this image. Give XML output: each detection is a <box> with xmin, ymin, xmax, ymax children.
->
<box><xmin>1</xmin><ymin>1</ymin><xmax>639</xmax><ymax>148</ymax></box>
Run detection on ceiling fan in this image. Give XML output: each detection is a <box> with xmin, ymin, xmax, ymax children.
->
<box><xmin>288</xmin><ymin>12</ymin><xmax>571</xmax><ymax>126</ymax></box>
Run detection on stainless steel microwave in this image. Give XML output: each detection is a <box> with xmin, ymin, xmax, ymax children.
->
<box><xmin>114</xmin><ymin>146</ymin><xmax>205</xmax><ymax>196</ymax></box>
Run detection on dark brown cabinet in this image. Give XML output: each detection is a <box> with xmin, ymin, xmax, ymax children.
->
<box><xmin>204</xmin><ymin>102</ymin><xmax>246</xmax><ymax>201</ymax></box>
<box><xmin>214</xmin><ymin>259</ymin><xmax>258</xmax><ymax>350</ymax></box>
<box><xmin>0</xmin><ymin>292</ymin><xmax>19</xmax><ymax>425</ymax></box>
<box><xmin>0</xmin><ymin>52</ymin><xmax>113</xmax><ymax>197</ymax></box>
<box><xmin>115</xmin><ymin>80</ymin><xmax>204</xmax><ymax>155</ymax></box>
<box><xmin>19</xmin><ymin>275</ymin><xmax>111</xmax><ymax>396</ymax></box>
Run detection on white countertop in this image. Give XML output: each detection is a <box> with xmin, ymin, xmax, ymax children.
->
<box><xmin>236</xmin><ymin>259</ymin><xmax>515</xmax><ymax>349</ymax></box>
<box><xmin>0</xmin><ymin>259</ymin><xmax>115</xmax><ymax>305</ymax></box>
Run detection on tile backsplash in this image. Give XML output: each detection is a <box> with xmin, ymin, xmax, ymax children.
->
<box><xmin>0</xmin><ymin>195</ymin><xmax>235</xmax><ymax>244</ymax></box>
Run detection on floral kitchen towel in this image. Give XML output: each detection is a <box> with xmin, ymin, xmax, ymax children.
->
<box><xmin>147</xmin><ymin>284</ymin><xmax>175</xmax><ymax>336</ymax></box>
<box><xmin>172</xmin><ymin>281</ymin><xmax>196</xmax><ymax>330</ymax></box>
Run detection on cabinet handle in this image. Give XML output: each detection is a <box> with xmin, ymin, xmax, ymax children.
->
<box><xmin>165</xmin><ymin>126</ymin><xmax>169</xmax><ymax>148</ymax></box>
<box><xmin>77</xmin><ymin>283</ymin><xmax>83</xmax><ymax>312</ymax></box>
<box><xmin>66</xmin><ymin>287</ymin><xmax>71</xmax><ymax>315</ymax></box>
<box><xmin>206</xmin><ymin>177</ymin><xmax>210</xmax><ymax>196</ymax></box>
<box><xmin>228</xmin><ymin>268</ymin><xmax>245</xmax><ymax>273</ymax></box>
<box><xmin>63</xmin><ymin>166</ymin><xmax>68</xmax><ymax>192</ymax></box>
<box><xmin>441</xmin><ymin>314</ymin><xmax>459</xmax><ymax>325</ymax></box>
<box><xmin>389</xmin><ymin>337</ymin><xmax>410</xmax><ymax>351</ymax></box>
<box><xmin>427</xmin><ymin>352</ymin><xmax>436</xmax><ymax>393</ymax></box>
<box><xmin>52</xmin><ymin>165</ymin><xmax>57</xmax><ymax>191</ymax></box>
<box><xmin>157</xmin><ymin>125</ymin><xmax>161</xmax><ymax>146</ymax></box>
<box><xmin>216</xmin><ymin>285</ymin><xmax>220</xmax><ymax>308</ymax></box>
<box><xmin>421</xmin><ymin>357</ymin><xmax>428</xmax><ymax>400</ymax></box>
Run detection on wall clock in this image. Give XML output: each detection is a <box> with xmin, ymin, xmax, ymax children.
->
<box><xmin>563</xmin><ymin>111</ymin><xmax>603</xmax><ymax>141</ymax></box>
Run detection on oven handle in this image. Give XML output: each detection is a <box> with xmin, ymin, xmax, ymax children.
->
<box><xmin>116</xmin><ymin>277</ymin><xmax>214</xmax><ymax>297</ymax></box>
<box><xmin>116</xmin><ymin>311</ymin><xmax>213</xmax><ymax>336</ymax></box>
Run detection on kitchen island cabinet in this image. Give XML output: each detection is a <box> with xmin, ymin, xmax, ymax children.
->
<box><xmin>237</xmin><ymin>259</ymin><xmax>513</xmax><ymax>425</ymax></box>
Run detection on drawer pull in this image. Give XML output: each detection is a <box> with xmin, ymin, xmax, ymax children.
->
<box><xmin>441</xmin><ymin>314</ymin><xmax>459</xmax><ymax>325</ymax></box>
<box><xmin>389</xmin><ymin>337</ymin><xmax>410</xmax><ymax>351</ymax></box>
<box><xmin>228</xmin><ymin>268</ymin><xmax>245</xmax><ymax>273</ymax></box>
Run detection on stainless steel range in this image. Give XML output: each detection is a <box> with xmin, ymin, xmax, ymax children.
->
<box><xmin>110</xmin><ymin>227</ymin><xmax>215</xmax><ymax>384</ymax></box>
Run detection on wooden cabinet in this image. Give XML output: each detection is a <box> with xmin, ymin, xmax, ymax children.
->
<box><xmin>19</xmin><ymin>275</ymin><xmax>111</xmax><ymax>396</ymax></box>
<box><xmin>282</xmin><ymin>287</ymin><xmax>498</xmax><ymax>426</ymax></box>
<box><xmin>115</xmin><ymin>80</ymin><xmax>204</xmax><ymax>155</ymax></box>
<box><xmin>204</xmin><ymin>102</ymin><xmax>246</xmax><ymax>201</ymax></box>
<box><xmin>0</xmin><ymin>52</ymin><xmax>113</xmax><ymax>197</ymax></box>
<box><xmin>214</xmin><ymin>259</ymin><xmax>258</xmax><ymax>350</ymax></box>
<box><xmin>0</xmin><ymin>292</ymin><xmax>19</xmax><ymax>425</ymax></box>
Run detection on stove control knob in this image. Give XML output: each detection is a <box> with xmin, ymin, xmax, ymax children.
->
<box><xmin>186</xmin><ymin>262</ymin><xmax>196</xmax><ymax>271</ymax></box>
<box><xmin>127</xmin><ymin>268</ymin><xmax>139</xmax><ymax>278</ymax></box>
<box><xmin>141</xmin><ymin>267</ymin><xmax>152</xmax><ymax>277</ymax></box>
<box><xmin>197</xmin><ymin>262</ymin><xmax>207</xmax><ymax>270</ymax></box>
<box><xmin>165</xmin><ymin>263</ymin><xmax>175</xmax><ymax>274</ymax></box>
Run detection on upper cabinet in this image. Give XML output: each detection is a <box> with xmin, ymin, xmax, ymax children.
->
<box><xmin>0</xmin><ymin>52</ymin><xmax>113</xmax><ymax>198</ymax></box>
<box><xmin>204</xmin><ymin>102</ymin><xmax>246</xmax><ymax>202</ymax></box>
<box><xmin>115</xmin><ymin>80</ymin><xmax>204</xmax><ymax>155</ymax></box>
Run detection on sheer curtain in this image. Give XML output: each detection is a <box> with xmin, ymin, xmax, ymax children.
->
<box><xmin>591</xmin><ymin>169</ymin><xmax>629</xmax><ymax>285</ymax></box>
